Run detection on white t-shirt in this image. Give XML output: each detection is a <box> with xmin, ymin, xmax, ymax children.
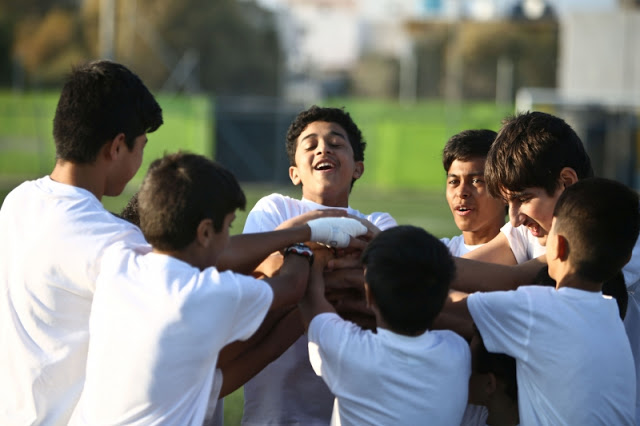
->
<box><xmin>441</xmin><ymin>234</ymin><xmax>484</xmax><ymax>257</ymax></box>
<box><xmin>500</xmin><ymin>222</ymin><xmax>546</xmax><ymax>264</ymax></box>
<box><xmin>0</xmin><ymin>176</ymin><xmax>148</xmax><ymax>425</ymax></box>
<box><xmin>241</xmin><ymin>193</ymin><xmax>397</xmax><ymax>425</ymax></box>
<box><xmin>502</xmin><ymin>221</ymin><xmax>640</xmax><ymax>421</ymax></box>
<box><xmin>308</xmin><ymin>312</ymin><xmax>471</xmax><ymax>426</ymax></box>
<box><xmin>69</xmin><ymin>245</ymin><xmax>274</xmax><ymax>425</ymax></box>
<box><xmin>468</xmin><ymin>285</ymin><xmax>636</xmax><ymax>425</ymax></box>
<box><xmin>458</xmin><ymin>404</ymin><xmax>489</xmax><ymax>426</ymax></box>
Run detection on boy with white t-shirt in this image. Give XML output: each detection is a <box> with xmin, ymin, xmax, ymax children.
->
<box><xmin>69</xmin><ymin>153</ymin><xmax>368</xmax><ymax>425</ymax></box>
<box><xmin>241</xmin><ymin>105</ymin><xmax>397</xmax><ymax>425</ymax></box>
<box><xmin>0</xmin><ymin>60</ymin><xmax>164</xmax><ymax>425</ymax></box>
<box><xmin>300</xmin><ymin>225</ymin><xmax>471</xmax><ymax>425</ymax></box>
<box><xmin>453</xmin><ymin>177</ymin><xmax>638</xmax><ymax>424</ymax></box>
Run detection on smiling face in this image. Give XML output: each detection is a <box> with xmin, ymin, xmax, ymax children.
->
<box><xmin>446</xmin><ymin>157</ymin><xmax>506</xmax><ymax>246</ymax></box>
<box><xmin>289</xmin><ymin>121</ymin><xmax>363</xmax><ymax>207</ymax></box>
<box><xmin>503</xmin><ymin>185</ymin><xmax>564</xmax><ymax>246</ymax></box>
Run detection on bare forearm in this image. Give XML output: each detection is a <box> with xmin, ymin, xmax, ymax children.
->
<box><xmin>265</xmin><ymin>255</ymin><xmax>311</xmax><ymax>310</ymax></box>
<box><xmin>217</xmin><ymin>227</ymin><xmax>310</xmax><ymax>274</ymax></box>
<box><xmin>218</xmin><ymin>309</ymin><xmax>304</xmax><ymax>397</ymax></box>
<box><xmin>299</xmin><ymin>267</ymin><xmax>335</xmax><ymax>330</ymax></box>
<box><xmin>217</xmin><ymin>306</ymin><xmax>293</xmax><ymax>368</ymax></box>
<box><xmin>451</xmin><ymin>256</ymin><xmax>545</xmax><ymax>293</ymax></box>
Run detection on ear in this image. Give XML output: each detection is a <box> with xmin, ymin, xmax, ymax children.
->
<box><xmin>559</xmin><ymin>167</ymin><xmax>579</xmax><ymax>189</ymax></box>
<box><xmin>289</xmin><ymin>166</ymin><xmax>301</xmax><ymax>186</ymax></box>
<box><xmin>486</xmin><ymin>373</ymin><xmax>498</xmax><ymax>396</ymax></box>
<box><xmin>106</xmin><ymin>133</ymin><xmax>127</xmax><ymax>160</ymax></box>
<box><xmin>352</xmin><ymin>161</ymin><xmax>364</xmax><ymax>180</ymax></box>
<box><xmin>556</xmin><ymin>234</ymin><xmax>570</xmax><ymax>261</ymax></box>
<box><xmin>196</xmin><ymin>218</ymin><xmax>214</xmax><ymax>248</ymax></box>
<box><xmin>364</xmin><ymin>282</ymin><xmax>374</xmax><ymax>309</ymax></box>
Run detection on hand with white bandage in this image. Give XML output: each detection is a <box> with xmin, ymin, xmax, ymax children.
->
<box><xmin>307</xmin><ymin>217</ymin><xmax>368</xmax><ymax>248</ymax></box>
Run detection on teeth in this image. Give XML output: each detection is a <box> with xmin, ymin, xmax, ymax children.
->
<box><xmin>315</xmin><ymin>162</ymin><xmax>333</xmax><ymax>170</ymax></box>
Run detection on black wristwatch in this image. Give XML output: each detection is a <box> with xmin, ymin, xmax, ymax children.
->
<box><xmin>283</xmin><ymin>243</ymin><xmax>314</xmax><ymax>265</ymax></box>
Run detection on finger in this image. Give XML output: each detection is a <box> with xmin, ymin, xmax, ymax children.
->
<box><xmin>327</xmin><ymin>256</ymin><xmax>362</xmax><ymax>270</ymax></box>
<box><xmin>347</xmin><ymin>236</ymin><xmax>367</xmax><ymax>251</ymax></box>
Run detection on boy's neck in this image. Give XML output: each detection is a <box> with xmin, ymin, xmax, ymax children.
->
<box><xmin>302</xmin><ymin>192</ymin><xmax>350</xmax><ymax>208</ymax></box>
<box><xmin>462</xmin><ymin>227</ymin><xmax>502</xmax><ymax>247</ymax></box>
<box><xmin>50</xmin><ymin>160</ymin><xmax>107</xmax><ymax>200</ymax></box>
<box><xmin>554</xmin><ymin>270</ymin><xmax>601</xmax><ymax>292</ymax></box>
<box><xmin>152</xmin><ymin>244</ymin><xmax>211</xmax><ymax>271</ymax></box>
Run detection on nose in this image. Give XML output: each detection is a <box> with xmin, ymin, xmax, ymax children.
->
<box><xmin>508</xmin><ymin>203</ymin><xmax>525</xmax><ymax>227</ymax></box>
<box><xmin>316</xmin><ymin>139</ymin><xmax>333</xmax><ymax>155</ymax></box>
<box><xmin>456</xmin><ymin>180</ymin><xmax>472</xmax><ymax>199</ymax></box>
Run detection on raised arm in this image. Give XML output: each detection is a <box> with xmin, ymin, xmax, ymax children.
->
<box><xmin>217</xmin><ymin>217</ymin><xmax>368</xmax><ymax>275</ymax></box>
<box><xmin>462</xmin><ymin>232</ymin><xmax>517</xmax><ymax>265</ymax></box>
<box><xmin>452</xmin><ymin>255</ymin><xmax>546</xmax><ymax>293</ymax></box>
<box><xmin>299</xmin><ymin>248</ymin><xmax>336</xmax><ymax>330</ymax></box>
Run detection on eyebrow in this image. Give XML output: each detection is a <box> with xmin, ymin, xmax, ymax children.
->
<box><xmin>506</xmin><ymin>191</ymin><xmax>528</xmax><ymax>201</ymax></box>
<box><xmin>300</xmin><ymin>130</ymin><xmax>348</xmax><ymax>143</ymax></box>
<box><xmin>447</xmin><ymin>171</ymin><xmax>484</xmax><ymax>177</ymax></box>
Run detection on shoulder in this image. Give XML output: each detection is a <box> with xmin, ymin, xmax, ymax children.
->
<box><xmin>251</xmin><ymin>193</ymin><xmax>300</xmax><ymax>211</ymax></box>
<box><xmin>309</xmin><ymin>312</ymin><xmax>363</xmax><ymax>343</ymax></box>
<box><xmin>349</xmin><ymin>209</ymin><xmax>397</xmax><ymax>231</ymax></box>
<box><xmin>443</xmin><ymin>234</ymin><xmax>467</xmax><ymax>255</ymax></box>
<box><xmin>431</xmin><ymin>329</ymin><xmax>472</xmax><ymax>356</ymax></box>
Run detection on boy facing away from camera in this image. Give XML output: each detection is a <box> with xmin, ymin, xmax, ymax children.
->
<box><xmin>0</xmin><ymin>59</ymin><xmax>163</xmax><ymax>425</ymax></box>
<box><xmin>241</xmin><ymin>105</ymin><xmax>397</xmax><ymax>425</ymax></box>
<box><xmin>452</xmin><ymin>177</ymin><xmax>638</xmax><ymax>424</ymax></box>
<box><xmin>69</xmin><ymin>153</ymin><xmax>367</xmax><ymax>425</ymax></box>
<box><xmin>299</xmin><ymin>225</ymin><xmax>471</xmax><ymax>425</ymax></box>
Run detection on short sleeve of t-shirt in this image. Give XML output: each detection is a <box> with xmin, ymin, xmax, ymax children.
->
<box><xmin>307</xmin><ymin>312</ymin><xmax>360</xmax><ymax>391</ymax></box>
<box><xmin>217</xmin><ymin>270</ymin><xmax>274</xmax><ymax>344</ymax></box>
<box><xmin>500</xmin><ymin>222</ymin><xmax>546</xmax><ymax>264</ymax></box>
<box><xmin>467</xmin><ymin>289</ymin><xmax>534</xmax><ymax>361</ymax></box>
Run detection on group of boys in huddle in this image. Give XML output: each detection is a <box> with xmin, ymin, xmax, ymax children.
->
<box><xmin>1</xmin><ymin>59</ymin><xmax>639</xmax><ymax>426</ymax></box>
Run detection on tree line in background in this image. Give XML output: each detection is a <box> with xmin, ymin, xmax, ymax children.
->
<box><xmin>0</xmin><ymin>0</ymin><xmax>558</xmax><ymax>100</ymax></box>
<box><xmin>0</xmin><ymin>0</ymin><xmax>281</xmax><ymax>95</ymax></box>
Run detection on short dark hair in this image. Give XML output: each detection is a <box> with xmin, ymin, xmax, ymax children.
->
<box><xmin>552</xmin><ymin>177</ymin><xmax>639</xmax><ymax>283</ymax></box>
<box><xmin>138</xmin><ymin>152</ymin><xmax>246</xmax><ymax>251</ymax></box>
<box><xmin>286</xmin><ymin>105</ymin><xmax>366</xmax><ymax>167</ymax></box>
<box><xmin>361</xmin><ymin>225</ymin><xmax>455</xmax><ymax>334</ymax></box>
<box><xmin>53</xmin><ymin>59</ymin><xmax>163</xmax><ymax>163</ymax></box>
<box><xmin>120</xmin><ymin>192</ymin><xmax>141</xmax><ymax>227</ymax></box>
<box><xmin>485</xmin><ymin>111</ymin><xmax>593</xmax><ymax>200</ymax></box>
<box><xmin>442</xmin><ymin>129</ymin><xmax>497</xmax><ymax>172</ymax></box>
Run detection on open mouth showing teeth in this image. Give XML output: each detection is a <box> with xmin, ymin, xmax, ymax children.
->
<box><xmin>315</xmin><ymin>162</ymin><xmax>334</xmax><ymax>170</ymax></box>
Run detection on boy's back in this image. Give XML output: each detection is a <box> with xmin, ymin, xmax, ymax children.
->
<box><xmin>70</xmin><ymin>242</ymin><xmax>274</xmax><ymax>425</ymax></box>
<box><xmin>308</xmin><ymin>313</ymin><xmax>470</xmax><ymax>425</ymax></box>
<box><xmin>469</xmin><ymin>284</ymin><xmax>635</xmax><ymax>424</ymax></box>
<box><xmin>0</xmin><ymin>177</ymin><xmax>147</xmax><ymax>424</ymax></box>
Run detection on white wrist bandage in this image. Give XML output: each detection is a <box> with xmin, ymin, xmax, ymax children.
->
<box><xmin>307</xmin><ymin>217</ymin><xmax>368</xmax><ymax>248</ymax></box>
